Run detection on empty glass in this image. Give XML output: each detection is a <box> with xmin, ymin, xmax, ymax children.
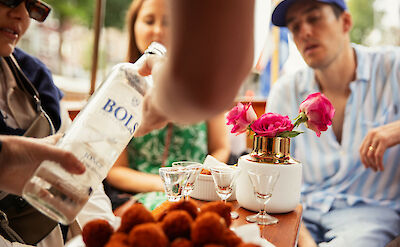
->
<box><xmin>246</xmin><ymin>169</ymin><xmax>280</xmax><ymax>225</ymax></box>
<box><xmin>159</xmin><ymin>167</ymin><xmax>190</xmax><ymax>202</ymax></box>
<box><xmin>210</xmin><ymin>166</ymin><xmax>240</xmax><ymax>219</ymax></box>
<box><xmin>172</xmin><ymin>161</ymin><xmax>203</xmax><ymax>200</ymax></box>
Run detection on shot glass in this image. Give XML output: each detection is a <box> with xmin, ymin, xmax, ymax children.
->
<box><xmin>159</xmin><ymin>167</ymin><xmax>190</xmax><ymax>202</ymax></box>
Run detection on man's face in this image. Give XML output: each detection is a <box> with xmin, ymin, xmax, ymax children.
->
<box><xmin>286</xmin><ymin>0</ymin><xmax>347</xmax><ymax>69</ymax></box>
<box><xmin>0</xmin><ymin>1</ymin><xmax>30</xmax><ymax>56</ymax></box>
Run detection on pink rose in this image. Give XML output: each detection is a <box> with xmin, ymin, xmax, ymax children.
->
<box><xmin>226</xmin><ymin>103</ymin><xmax>258</xmax><ymax>135</ymax></box>
<box><xmin>250</xmin><ymin>113</ymin><xmax>294</xmax><ymax>137</ymax></box>
<box><xmin>299</xmin><ymin>92</ymin><xmax>335</xmax><ymax>137</ymax></box>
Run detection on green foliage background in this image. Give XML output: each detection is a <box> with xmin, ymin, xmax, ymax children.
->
<box><xmin>348</xmin><ymin>0</ymin><xmax>382</xmax><ymax>44</ymax></box>
<box><xmin>45</xmin><ymin>0</ymin><xmax>132</xmax><ymax>29</ymax></box>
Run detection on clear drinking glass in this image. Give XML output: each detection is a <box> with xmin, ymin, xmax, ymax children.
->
<box><xmin>159</xmin><ymin>167</ymin><xmax>190</xmax><ymax>202</ymax></box>
<box><xmin>172</xmin><ymin>161</ymin><xmax>203</xmax><ymax>200</ymax></box>
<box><xmin>210</xmin><ymin>166</ymin><xmax>240</xmax><ymax>219</ymax></box>
<box><xmin>246</xmin><ymin>169</ymin><xmax>280</xmax><ymax>225</ymax></box>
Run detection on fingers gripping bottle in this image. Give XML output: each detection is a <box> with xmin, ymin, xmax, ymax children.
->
<box><xmin>22</xmin><ymin>42</ymin><xmax>166</xmax><ymax>224</ymax></box>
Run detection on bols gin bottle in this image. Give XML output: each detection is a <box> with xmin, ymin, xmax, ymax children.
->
<box><xmin>22</xmin><ymin>42</ymin><xmax>166</xmax><ymax>224</ymax></box>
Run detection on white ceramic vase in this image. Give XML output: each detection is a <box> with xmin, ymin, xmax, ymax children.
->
<box><xmin>236</xmin><ymin>136</ymin><xmax>302</xmax><ymax>213</ymax></box>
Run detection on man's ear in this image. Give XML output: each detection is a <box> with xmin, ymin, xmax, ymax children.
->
<box><xmin>342</xmin><ymin>11</ymin><xmax>353</xmax><ymax>33</ymax></box>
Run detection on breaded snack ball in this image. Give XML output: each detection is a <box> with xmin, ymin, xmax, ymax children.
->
<box><xmin>191</xmin><ymin>212</ymin><xmax>226</xmax><ymax>246</ymax></box>
<box><xmin>166</xmin><ymin>199</ymin><xmax>199</xmax><ymax>220</ymax></box>
<box><xmin>200</xmin><ymin>201</ymin><xmax>232</xmax><ymax>227</ymax></box>
<box><xmin>82</xmin><ymin>219</ymin><xmax>114</xmax><ymax>247</ymax></box>
<box><xmin>171</xmin><ymin>238</ymin><xmax>193</xmax><ymax>247</ymax></box>
<box><xmin>161</xmin><ymin>210</ymin><xmax>193</xmax><ymax>241</ymax></box>
<box><xmin>117</xmin><ymin>203</ymin><xmax>155</xmax><ymax>233</ymax></box>
<box><xmin>104</xmin><ymin>232</ymin><xmax>129</xmax><ymax>247</ymax></box>
<box><xmin>128</xmin><ymin>222</ymin><xmax>169</xmax><ymax>247</ymax></box>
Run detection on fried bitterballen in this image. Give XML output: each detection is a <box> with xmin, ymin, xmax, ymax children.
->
<box><xmin>128</xmin><ymin>222</ymin><xmax>169</xmax><ymax>247</ymax></box>
<box><xmin>117</xmin><ymin>203</ymin><xmax>155</xmax><ymax>233</ymax></box>
<box><xmin>170</xmin><ymin>238</ymin><xmax>193</xmax><ymax>247</ymax></box>
<box><xmin>163</xmin><ymin>199</ymin><xmax>199</xmax><ymax>221</ymax></box>
<box><xmin>200</xmin><ymin>201</ymin><xmax>232</xmax><ymax>227</ymax></box>
<box><xmin>191</xmin><ymin>212</ymin><xmax>226</xmax><ymax>246</ymax></box>
<box><xmin>82</xmin><ymin>219</ymin><xmax>114</xmax><ymax>247</ymax></box>
<box><xmin>161</xmin><ymin>210</ymin><xmax>193</xmax><ymax>241</ymax></box>
<box><xmin>104</xmin><ymin>232</ymin><xmax>129</xmax><ymax>247</ymax></box>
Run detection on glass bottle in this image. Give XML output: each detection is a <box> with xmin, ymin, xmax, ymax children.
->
<box><xmin>22</xmin><ymin>42</ymin><xmax>166</xmax><ymax>224</ymax></box>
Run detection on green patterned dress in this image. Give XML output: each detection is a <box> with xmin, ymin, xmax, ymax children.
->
<box><xmin>126</xmin><ymin>122</ymin><xmax>208</xmax><ymax>210</ymax></box>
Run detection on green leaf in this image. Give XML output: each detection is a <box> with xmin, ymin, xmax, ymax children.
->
<box><xmin>277</xmin><ymin>131</ymin><xmax>303</xmax><ymax>138</ymax></box>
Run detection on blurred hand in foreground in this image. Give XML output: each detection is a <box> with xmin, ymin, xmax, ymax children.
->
<box><xmin>134</xmin><ymin>55</ymin><xmax>169</xmax><ymax>137</ymax></box>
<box><xmin>0</xmin><ymin>135</ymin><xmax>85</xmax><ymax>195</ymax></box>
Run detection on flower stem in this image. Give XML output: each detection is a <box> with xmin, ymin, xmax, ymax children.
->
<box><xmin>293</xmin><ymin>112</ymin><xmax>308</xmax><ymax>129</ymax></box>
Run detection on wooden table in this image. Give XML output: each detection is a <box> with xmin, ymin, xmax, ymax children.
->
<box><xmin>115</xmin><ymin>199</ymin><xmax>302</xmax><ymax>247</ymax></box>
<box><xmin>230</xmin><ymin>202</ymin><xmax>302</xmax><ymax>247</ymax></box>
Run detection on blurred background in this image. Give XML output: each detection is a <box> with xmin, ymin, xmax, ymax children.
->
<box><xmin>18</xmin><ymin>0</ymin><xmax>400</xmax><ymax>102</ymax></box>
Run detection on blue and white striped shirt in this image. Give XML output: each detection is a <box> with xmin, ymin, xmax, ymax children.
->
<box><xmin>266</xmin><ymin>44</ymin><xmax>400</xmax><ymax>213</ymax></box>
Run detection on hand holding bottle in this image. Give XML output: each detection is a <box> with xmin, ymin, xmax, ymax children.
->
<box><xmin>134</xmin><ymin>54</ymin><xmax>168</xmax><ymax>137</ymax></box>
<box><xmin>0</xmin><ymin>135</ymin><xmax>85</xmax><ymax>196</ymax></box>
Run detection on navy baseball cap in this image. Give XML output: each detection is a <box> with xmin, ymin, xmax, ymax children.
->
<box><xmin>271</xmin><ymin>0</ymin><xmax>347</xmax><ymax>27</ymax></box>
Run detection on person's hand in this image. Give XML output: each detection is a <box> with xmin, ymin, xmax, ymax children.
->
<box><xmin>0</xmin><ymin>135</ymin><xmax>85</xmax><ymax>195</ymax></box>
<box><xmin>138</xmin><ymin>53</ymin><xmax>165</xmax><ymax>77</ymax></box>
<box><xmin>134</xmin><ymin>92</ymin><xmax>168</xmax><ymax>137</ymax></box>
<box><xmin>134</xmin><ymin>54</ymin><xmax>169</xmax><ymax>137</ymax></box>
<box><xmin>359</xmin><ymin>120</ymin><xmax>400</xmax><ymax>172</ymax></box>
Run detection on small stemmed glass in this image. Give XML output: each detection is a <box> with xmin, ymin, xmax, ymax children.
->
<box><xmin>172</xmin><ymin>161</ymin><xmax>202</xmax><ymax>200</ymax></box>
<box><xmin>210</xmin><ymin>166</ymin><xmax>240</xmax><ymax>219</ymax></box>
<box><xmin>159</xmin><ymin>167</ymin><xmax>191</xmax><ymax>202</ymax></box>
<box><xmin>246</xmin><ymin>169</ymin><xmax>280</xmax><ymax>225</ymax></box>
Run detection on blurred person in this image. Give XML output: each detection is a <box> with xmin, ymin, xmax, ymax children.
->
<box><xmin>0</xmin><ymin>1</ymin><xmax>118</xmax><ymax>246</ymax></box>
<box><xmin>266</xmin><ymin>0</ymin><xmax>400</xmax><ymax>246</ymax></box>
<box><xmin>131</xmin><ymin>0</ymin><xmax>255</xmax><ymax>137</ymax></box>
<box><xmin>105</xmin><ymin>0</ymin><xmax>231</xmax><ymax>210</ymax></box>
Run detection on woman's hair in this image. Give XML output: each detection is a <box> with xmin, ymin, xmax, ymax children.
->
<box><xmin>125</xmin><ymin>0</ymin><xmax>146</xmax><ymax>63</ymax></box>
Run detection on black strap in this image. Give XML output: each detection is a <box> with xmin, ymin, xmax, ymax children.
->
<box><xmin>0</xmin><ymin>210</ymin><xmax>25</xmax><ymax>244</ymax></box>
<box><xmin>4</xmin><ymin>56</ymin><xmax>40</xmax><ymax>111</ymax></box>
<box><xmin>0</xmin><ymin>194</ymin><xmax>59</xmax><ymax>245</ymax></box>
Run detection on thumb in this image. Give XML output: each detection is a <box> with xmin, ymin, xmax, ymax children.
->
<box><xmin>138</xmin><ymin>55</ymin><xmax>165</xmax><ymax>77</ymax></box>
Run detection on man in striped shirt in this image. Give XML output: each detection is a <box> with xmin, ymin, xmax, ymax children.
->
<box><xmin>269</xmin><ymin>0</ymin><xmax>400</xmax><ymax>246</ymax></box>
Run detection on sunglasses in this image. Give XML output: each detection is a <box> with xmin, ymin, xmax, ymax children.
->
<box><xmin>0</xmin><ymin>0</ymin><xmax>51</xmax><ymax>22</ymax></box>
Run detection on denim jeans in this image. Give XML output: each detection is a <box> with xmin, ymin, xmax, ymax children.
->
<box><xmin>303</xmin><ymin>201</ymin><xmax>400</xmax><ymax>247</ymax></box>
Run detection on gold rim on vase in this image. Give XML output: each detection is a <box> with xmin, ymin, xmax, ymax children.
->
<box><xmin>248</xmin><ymin>136</ymin><xmax>298</xmax><ymax>164</ymax></box>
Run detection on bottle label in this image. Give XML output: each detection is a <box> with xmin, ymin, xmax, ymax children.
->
<box><xmin>102</xmin><ymin>98</ymin><xmax>139</xmax><ymax>135</ymax></box>
<box><xmin>59</xmin><ymin>79</ymin><xmax>145</xmax><ymax>183</ymax></box>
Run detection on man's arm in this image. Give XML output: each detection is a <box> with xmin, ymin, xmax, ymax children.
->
<box><xmin>135</xmin><ymin>0</ymin><xmax>255</xmax><ymax>136</ymax></box>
